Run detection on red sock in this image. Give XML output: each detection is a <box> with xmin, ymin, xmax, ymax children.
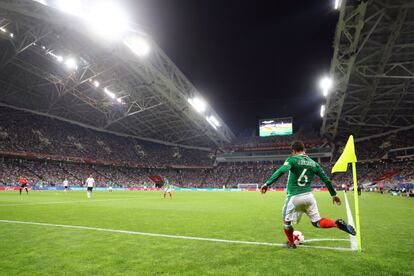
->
<box><xmin>284</xmin><ymin>228</ymin><xmax>294</xmax><ymax>244</ymax></box>
<box><xmin>319</xmin><ymin>218</ymin><xmax>337</xmax><ymax>228</ymax></box>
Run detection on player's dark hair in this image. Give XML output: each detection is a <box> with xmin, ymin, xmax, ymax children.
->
<box><xmin>291</xmin><ymin>140</ymin><xmax>305</xmax><ymax>152</ymax></box>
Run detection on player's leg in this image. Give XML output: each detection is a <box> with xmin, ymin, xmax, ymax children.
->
<box><xmin>282</xmin><ymin>196</ymin><xmax>296</xmax><ymax>248</ymax></box>
<box><xmin>25</xmin><ymin>187</ymin><xmax>29</xmax><ymax>195</ymax></box>
<box><xmin>169</xmin><ymin>191</ymin><xmax>172</xmax><ymax>199</ymax></box>
<box><xmin>307</xmin><ymin>194</ymin><xmax>356</xmax><ymax>235</ymax></box>
<box><xmin>19</xmin><ymin>186</ymin><xmax>22</xmax><ymax>195</ymax></box>
<box><xmin>283</xmin><ymin>220</ymin><xmax>296</xmax><ymax>248</ymax></box>
<box><xmin>163</xmin><ymin>191</ymin><xmax>166</xmax><ymax>199</ymax></box>
<box><xmin>304</xmin><ymin>193</ymin><xmax>336</xmax><ymax>228</ymax></box>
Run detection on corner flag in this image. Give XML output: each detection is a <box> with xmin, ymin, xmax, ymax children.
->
<box><xmin>331</xmin><ymin>135</ymin><xmax>362</xmax><ymax>252</ymax></box>
<box><xmin>331</xmin><ymin>135</ymin><xmax>357</xmax><ymax>173</ymax></box>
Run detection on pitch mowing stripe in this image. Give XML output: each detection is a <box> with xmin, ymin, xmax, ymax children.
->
<box><xmin>0</xmin><ymin>219</ymin><xmax>354</xmax><ymax>251</ymax></box>
<box><xmin>343</xmin><ymin>192</ymin><xmax>358</xmax><ymax>250</ymax></box>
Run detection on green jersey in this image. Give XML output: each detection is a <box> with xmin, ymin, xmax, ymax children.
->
<box><xmin>108</xmin><ymin>181</ymin><xmax>113</xmax><ymax>187</ymax></box>
<box><xmin>265</xmin><ymin>154</ymin><xmax>336</xmax><ymax>197</ymax></box>
<box><xmin>164</xmin><ymin>180</ymin><xmax>172</xmax><ymax>189</ymax></box>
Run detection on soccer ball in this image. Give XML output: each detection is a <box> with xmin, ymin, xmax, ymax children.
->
<box><xmin>293</xmin><ymin>230</ymin><xmax>305</xmax><ymax>245</ymax></box>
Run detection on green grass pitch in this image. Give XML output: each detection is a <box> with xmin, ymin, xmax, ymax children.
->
<box><xmin>0</xmin><ymin>190</ymin><xmax>413</xmax><ymax>275</ymax></box>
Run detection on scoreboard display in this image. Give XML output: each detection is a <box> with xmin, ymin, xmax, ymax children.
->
<box><xmin>259</xmin><ymin>117</ymin><xmax>293</xmax><ymax>137</ymax></box>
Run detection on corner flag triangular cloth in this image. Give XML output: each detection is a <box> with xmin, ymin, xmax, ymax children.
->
<box><xmin>332</xmin><ymin>135</ymin><xmax>357</xmax><ymax>173</ymax></box>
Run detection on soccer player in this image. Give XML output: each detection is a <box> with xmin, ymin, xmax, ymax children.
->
<box><xmin>19</xmin><ymin>176</ymin><xmax>29</xmax><ymax>195</ymax></box>
<box><xmin>163</xmin><ymin>178</ymin><xmax>173</xmax><ymax>199</ymax></box>
<box><xmin>63</xmin><ymin>178</ymin><xmax>69</xmax><ymax>192</ymax></box>
<box><xmin>260</xmin><ymin>141</ymin><xmax>356</xmax><ymax>249</ymax></box>
<box><xmin>108</xmin><ymin>180</ymin><xmax>113</xmax><ymax>192</ymax></box>
<box><xmin>85</xmin><ymin>175</ymin><xmax>95</xmax><ymax>199</ymax></box>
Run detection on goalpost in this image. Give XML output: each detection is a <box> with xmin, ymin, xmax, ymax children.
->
<box><xmin>237</xmin><ymin>183</ymin><xmax>259</xmax><ymax>190</ymax></box>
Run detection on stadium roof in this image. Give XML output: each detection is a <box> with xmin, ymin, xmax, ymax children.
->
<box><xmin>321</xmin><ymin>0</ymin><xmax>414</xmax><ymax>141</ymax></box>
<box><xmin>0</xmin><ymin>0</ymin><xmax>235</xmax><ymax>149</ymax></box>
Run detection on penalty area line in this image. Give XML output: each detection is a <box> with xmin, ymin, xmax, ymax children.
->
<box><xmin>0</xmin><ymin>219</ymin><xmax>354</xmax><ymax>252</ymax></box>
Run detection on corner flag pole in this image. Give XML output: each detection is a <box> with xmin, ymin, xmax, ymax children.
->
<box><xmin>352</xmin><ymin>162</ymin><xmax>362</xmax><ymax>252</ymax></box>
<box><xmin>331</xmin><ymin>135</ymin><xmax>362</xmax><ymax>252</ymax></box>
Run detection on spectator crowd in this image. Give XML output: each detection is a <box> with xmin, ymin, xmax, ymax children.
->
<box><xmin>0</xmin><ymin>107</ymin><xmax>413</xmax><ymax>189</ymax></box>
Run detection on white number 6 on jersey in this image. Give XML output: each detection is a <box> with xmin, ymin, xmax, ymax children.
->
<box><xmin>297</xmin><ymin>169</ymin><xmax>308</xmax><ymax>186</ymax></box>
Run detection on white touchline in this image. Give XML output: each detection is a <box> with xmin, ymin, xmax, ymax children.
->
<box><xmin>0</xmin><ymin>219</ymin><xmax>354</xmax><ymax>252</ymax></box>
<box><xmin>343</xmin><ymin>192</ymin><xmax>358</xmax><ymax>250</ymax></box>
<box><xmin>0</xmin><ymin>197</ymin><xmax>138</xmax><ymax>207</ymax></box>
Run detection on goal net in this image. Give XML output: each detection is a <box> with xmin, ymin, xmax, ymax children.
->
<box><xmin>237</xmin><ymin>183</ymin><xmax>259</xmax><ymax>190</ymax></box>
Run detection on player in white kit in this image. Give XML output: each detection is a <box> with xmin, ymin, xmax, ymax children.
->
<box><xmin>63</xmin><ymin>179</ymin><xmax>69</xmax><ymax>192</ymax></box>
<box><xmin>85</xmin><ymin>175</ymin><xmax>95</xmax><ymax>199</ymax></box>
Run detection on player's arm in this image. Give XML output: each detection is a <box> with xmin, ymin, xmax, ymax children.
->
<box><xmin>316</xmin><ymin>164</ymin><xmax>341</xmax><ymax>205</ymax></box>
<box><xmin>260</xmin><ymin>160</ymin><xmax>291</xmax><ymax>194</ymax></box>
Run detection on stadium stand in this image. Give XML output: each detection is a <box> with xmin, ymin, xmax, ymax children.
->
<box><xmin>0</xmin><ymin>107</ymin><xmax>215</xmax><ymax>168</ymax></box>
<box><xmin>0</xmin><ymin>105</ymin><xmax>413</xmax><ymax>189</ymax></box>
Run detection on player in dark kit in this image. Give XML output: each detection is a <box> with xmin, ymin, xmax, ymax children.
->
<box><xmin>260</xmin><ymin>141</ymin><xmax>356</xmax><ymax>249</ymax></box>
<box><xmin>19</xmin><ymin>176</ymin><xmax>29</xmax><ymax>195</ymax></box>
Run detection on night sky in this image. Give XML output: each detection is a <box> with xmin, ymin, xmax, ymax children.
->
<box><xmin>127</xmin><ymin>0</ymin><xmax>338</xmax><ymax>136</ymax></box>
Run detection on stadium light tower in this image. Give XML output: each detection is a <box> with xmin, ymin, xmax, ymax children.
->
<box><xmin>319</xmin><ymin>76</ymin><xmax>333</xmax><ymax>97</ymax></box>
<box><xmin>124</xmin><ymin>36</ymin><xmax>151</xmax><ymax>57</ymax></box>
<box><xmin>188</xmin><ymin>97</ymin><xmax>207</xmax><ymax>114</ymax></box>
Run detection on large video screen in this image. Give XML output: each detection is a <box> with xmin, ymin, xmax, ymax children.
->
<box><xmin>259</xmin><ymin>117</ymin><xmax>293</xmax><ymax>137</ymax></box>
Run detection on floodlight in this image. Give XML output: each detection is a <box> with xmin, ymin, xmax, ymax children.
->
<box><xmin>320</xmin><ymin>105</ymin><xmax>325</xmax><ymax>118</ymax></box>
<box><xmin>88</xmin><ymin>2</ymin><xmax>129</xmax><ymax>40</ymax></box>
<box><xmin>0</xmin><ymin>27</ymin><xmax>6</xmax><ymax>32</ymax></box>
<box><xmin>33</xmin><ymin>0</ymin><xmax>48</xmax><ymax>6</ymax></box>
<box><xmin>93</xmin><ymin>80</ymin><xmax>100</xmax><ymax>87</ymax></box>
<box><xmin>104</xmin><ymin>87</ymin><xmax>116</xmax><ymax>99</ymax></box>
<box><xmin>56</xmin><ymin>0</ymin><xmax>84</xmax><ymax>17</ymax></box>
<box><xmin>64</xmin><ymin>57</ymin><xmax>77</xmax><ymax>70</ymax></box>
<box><xmin>334</xmin><ymin>0</ymin><xmax>342</xmax><ymax>10</ymax></box>
<box><xmin>188</xmin><ymin>97</ymin><xmax>207</xmax><ymax>114</ymax></box>
<box><xmin>206</xmin><ymin>116</ymin><xmax>219</xmax><ymax>130</ymax></box>
<box><xmin>208</xmin><ymin>115</ymin><xmax>220</xmax><ymax>127</ymax></box>
<box><xmin>124</xmin><ymin>36</ymin><xmax>151</xmax><ymax>57</ymax></box>
<box><xmin>206</xmin><ymin>117</ymin><xmax>217</xmax><ymax>130</ymax></box>
<box><xmin>9</xmin><ymin>33</ymin><xmax>14</xmax><ymax>38</ymax></box>
<box><xmin>116</xmin><ymin>98</ymin><xmax>125</xmax><ymax>104</ymax></box>
<box><xmin>56</xmin><ymin>55</ymin><xmax>64</xmax><ymax>63</ymax></box>
<box><xmin>319</xmin><ymin>76</ymin><xmax>333</xmax><ymax>97</ymax></box>
<box><xmin>41</xmin><ymin>45</ymin><xmax>46</xmax><ymax>50</ymax></box>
